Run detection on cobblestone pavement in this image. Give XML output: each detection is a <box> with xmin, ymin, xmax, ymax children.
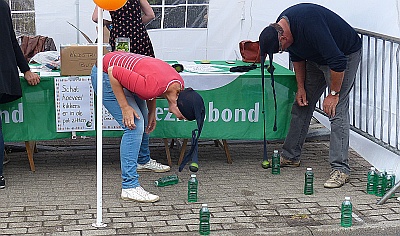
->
<box><xmin>0</xmin><ymin>134</ymin><xmax>399</xmax><ymax>235</ymax></box>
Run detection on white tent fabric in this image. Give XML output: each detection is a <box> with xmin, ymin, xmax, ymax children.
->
<box><xmin>35</xmin><ymin>0</ymin><xmax>400</xmax><ymax>62</ymax></box>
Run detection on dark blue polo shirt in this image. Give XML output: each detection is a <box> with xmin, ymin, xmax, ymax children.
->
<box><xmin>278</xmin><ymin>3</ymin><xmax>362</xmax><ymax>72</ymax></box>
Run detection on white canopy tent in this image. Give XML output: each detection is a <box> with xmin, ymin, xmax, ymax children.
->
<box><xmin>35</xmin><ymin>0</ymin><xmax>400</xmax><ymax>64</ymax></box>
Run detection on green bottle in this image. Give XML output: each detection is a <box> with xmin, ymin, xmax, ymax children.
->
<box><xmin>341</xmin><ymin>197</ymin><xmax>352</xmax><ymax>228</ymax></box>
<box><xmin>366</xmin><ymin>167</ymin><xmax>376</xmax><ymax>194</ymax></box>
<box><xmin>271</xmin><ymin>150</ymin><xmax>280</xmax><ymax>175</ymax></box>
<box><xmin>188</xmin><ymin>174</ymin><xmax>198</xmax><ymax>202</ymax></box>
<box><xmin>199</xmin><ymin>204</ymin><xmax>210</xmax><ymax>235</ymax></box>
<box><xmin>154</xmin><ymin>175</ymin><xmax>179</xmax><ymax>187</ymax></box>
<box><xmin>385</xmin><ymin>170</ymin><xmax>396</xmax><ymax>198</ymax></box>
<box><xmin>304</xmin><ymin>167</ymin><xmax>314</xmax><ymax>195</ymax></box>
<box><xmin>375</xmin><ymin>170</ymin><xmax>387</xmax><ymax>197</ymax></box>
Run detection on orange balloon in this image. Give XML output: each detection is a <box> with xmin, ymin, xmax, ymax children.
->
<box><xmin>93</xmin><ymin>0</ymin><xmax>127</xmax><ymax>11</ymax></box>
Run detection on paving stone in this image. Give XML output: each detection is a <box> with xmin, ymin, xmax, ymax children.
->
<box><xmin>1</xmin><ymin>136</ymin><xmax>399</xmax><ymax>235</ymax></box>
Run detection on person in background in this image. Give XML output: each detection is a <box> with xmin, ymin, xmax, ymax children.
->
<box><xmin>259</xmin><ymin>3</ymin><xmax>362</xmax><ymax>188</ymax></box>
<box><xmin>92</xmin><ymin>0</ymin><xmax>155</xmax><ymax>56</ymax></box>
<box><xmin>0</xmin><ymin>0</ymin><xmax>41</xmax><ymax>189</ymax></box>
<box><xmin>91</xmin><ymin>51</ymin><xmax>204</xmax><ymax>202</ymax></box>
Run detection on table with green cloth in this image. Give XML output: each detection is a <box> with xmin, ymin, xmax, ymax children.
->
<box><xmin>0</xmin><ymin>61</ymin><xmax>296</xmax><ymax>170</ymax></box>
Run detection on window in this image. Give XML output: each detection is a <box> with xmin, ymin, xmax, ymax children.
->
<box><xmin>147</xmin><ymin>0</ymin><xmax>209</xmax><ymax>29</ymax></box>
<box><xmin>8</xmin><ymin>0</ymin><xmax>36</xmax><ymax>37</ymax></box>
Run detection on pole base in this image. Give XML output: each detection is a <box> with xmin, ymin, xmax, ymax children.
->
<box><xmin>92</xmin><ymin>222</ymin><xmax>107</xmax><ymax>228</ymax></box>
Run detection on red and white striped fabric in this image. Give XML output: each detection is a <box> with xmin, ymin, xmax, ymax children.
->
<box><xmin>103</xmin><ymin>51</ymin><xmax>184</xmax><ymax>100</ymax></box>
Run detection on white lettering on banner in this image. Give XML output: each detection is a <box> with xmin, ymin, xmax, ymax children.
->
<box><xmin>0</xmin><ymin>103</ymin><xmax>24</xmax><ymax>124</ymax></box>
<box><xmin>164</xmin><ymin>108</ymin><xmax>175</xmax><ymax>121</ymax></box>
<box><xmin>154</xmin><ymin>102</ymin><xmax>259</xmax><ymax>123</ymax></box>
<box><xmin>155</xmin><ymin>107</ymin><xmax>164</xmax><ymax>121</ymax></box>
<box><xmin>208</xmin><ymin>102</ymin><xmax>259</xmax><ymax>122</ymax></box>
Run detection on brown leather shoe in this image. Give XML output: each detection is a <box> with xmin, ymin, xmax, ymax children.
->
<box><xmin>280</xmin><ymin>156</ymin><xmax>300</xmax><ymax>167</ymax></box>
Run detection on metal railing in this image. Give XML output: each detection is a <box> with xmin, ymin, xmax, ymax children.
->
<box><xmin>315</xmin><ymin>28</ymin><xmax>400</xmax><ymax>155</ymax></box>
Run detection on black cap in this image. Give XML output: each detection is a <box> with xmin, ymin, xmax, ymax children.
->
<box><xmin>259</xmin><ymin>25</ymin><xmax>280</xmax><ymax>58</ymax></box>
<box><xmin>177</xmin><ymin>88</ymin><xmax>205</xmax><ymax>172</ymax></box>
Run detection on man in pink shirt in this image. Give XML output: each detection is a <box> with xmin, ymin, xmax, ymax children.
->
<box><xmin>91</xmin><ymin>52</ymin><xmax>204</xmax><ymax>202</ymax></box>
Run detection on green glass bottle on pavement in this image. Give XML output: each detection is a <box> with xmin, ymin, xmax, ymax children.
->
<box><xmin>199</xmin><ymin>203</ymin><xmax>210</xmax><ymax>235</ymax></box>
<box><xmin>188</xmin><ymin>174</ymin><xmax>198</xmax><ymax>202</ymax></box>
<box><xmin>366</xmin><ymin>167</ymin><xmax>377</xmax><ymax>194</ymax></box>
<box><xmin>304</xmin><ymin>167</ymin><xmax>314</xmax><ymax>195</ymax></box>
<box><xmin>271</xmin><ymin>150</ymin><xmax>280</xmax><ymax>175</ymax></box>
<box><xmin>154</xmin><ymin>175</ymin><xmax>179</xmax><ymax>187</ymax></box>
<box><xmin>374</xmin><ymin>170</ymin><xmax>387</xmax><ymax>197</ymax></box>
<box><xmin>341</xmin><ymin>197</ymin><xmax>353</xmax><ymax>228</ymax></box>
<box><xmin>385</xmin><ymin>170</ymin><xmax>396</xmax><ymax>198</ymax></box>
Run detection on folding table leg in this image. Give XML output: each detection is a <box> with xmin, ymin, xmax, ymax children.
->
<box><xmin>24</xmin><ymin>141</ymin><xmax>36</xmax><ymax>172</ymax></box>
<box><xmin>178</xmin><ymin>139</ymin><xmax>188</xmax><ymax>165</ymax></box>
<box><xmin>162</xmin><ymin>139</ymin><xmax>172</xmax><ymax>167</ymax></box>
<box><xmin>222</xmin><ymin>140</ymin><xmax>233</xmax><ymax>164</ymax></box>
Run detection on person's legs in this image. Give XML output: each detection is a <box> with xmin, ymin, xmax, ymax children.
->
<box><xmin>91</xmin><ymin>66</ymin><xmax>159</xmax><ymax>202</ymax></box>
<box><xmin>135</xmin><ymin>97</ymin><xmax>170</xmax><ymax>172</ymax></box>
<box><xmin>0</xmin><ymin>116</ymin><xmax>5</xmax><ymax>189</ymax></box>
<box><xmin>91</xmin><ymin>66</ymin><xmax>143</xmax><ymax>189</ymax></box>
<box><xmin>136</xmin><ymin>97</ymin><xmax>150</xmax><ymax>165</ymax></box>
<box><xmin>281</xmin><ymin>61</ymin><xmax>327</xmax><ymax>165</ymax></box>
<box><xmin>323</xmin><ymin>49</ymin><xmax>361</xmax><ymax>188</ymax></box>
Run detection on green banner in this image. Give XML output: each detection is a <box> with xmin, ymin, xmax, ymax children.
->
<box><xmin>0</xmin><ymin>61</ymin><xmax>296</xmax><ymax>142</ymax></box>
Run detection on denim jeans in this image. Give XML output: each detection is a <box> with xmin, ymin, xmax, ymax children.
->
<box><xmin>91</xmin><ymin>66</ymin><xmax>151</xmax><ymax>189</ymax></box>
<box><xmin>282</xmin><ymin>49</ymin><xmax>361</xmax><ymax>175</ymax></box>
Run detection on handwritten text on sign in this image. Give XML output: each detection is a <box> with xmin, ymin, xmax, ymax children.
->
<box><xmin>55</xmin><ymin>76</ymin><xmax>94</xmax><ymax>132</ymax></box>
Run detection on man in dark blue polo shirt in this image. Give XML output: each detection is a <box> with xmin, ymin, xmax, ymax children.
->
<box><xmin>259</xmin><ymin>3</ymin><xmax>362</xmax><ymax>188</ymax></box>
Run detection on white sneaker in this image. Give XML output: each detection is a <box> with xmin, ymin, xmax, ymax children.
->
<box><xmin>121</xmin><ymin>186</ymin><xmax>159</xmax><ymax>203</ymax></box>
<box><xmin>137</xmin><ymin>159</ymin><xmax>170</xmax><ymax>173</ymax></box>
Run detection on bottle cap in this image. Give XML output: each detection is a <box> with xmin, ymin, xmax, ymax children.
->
<box><xmin>154</xmin><ymin>181</ymin><xmax>159</xmax><ymax>186</ymax></box>
<box><xmin>202</xmin><ymin>203</ymin><xmax>208</xmax><ymax>207</ymax></box>
<box><xmin>191</xmin><ymin>174</ymin><xmax>196</xmax><ymax>178</ymax></box>
<box><xmin>307</xmin><ymin>167</ymin><xmax>312</xmax><ymax>171</ymax></box>
<box><xmin>345</xmin><ymin>196</ymin><xmax>350</xmax><ymax>200</ymax></box>
<box><xmin>370</xmin><ymin>167</ymin><xmax>375</xmax><ymax>171</ymax></box>
<box><xmin>273</xmin><ymin>150</ymin><xmax>279</xmax><ymax>153</ymax></box>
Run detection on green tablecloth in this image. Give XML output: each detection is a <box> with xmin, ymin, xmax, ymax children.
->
<box><xmin>0</xmin><ymin>61</ymin><xmax>296</xmax><ymax>141</ymax></box>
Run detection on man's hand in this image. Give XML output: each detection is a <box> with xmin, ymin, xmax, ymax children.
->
<box><xmin>24</xmin><ymin>71</ymin><xmax>40</xmax><ymax>86</ymax></box>
<box><xmin>295</xmin><ymin>87</ymin><xmax>308</xmax><ymax>106</ymax></box>
<box><xmin>121</xmin><ymin>106</ymin><xmax>140</xmax><ymax>130</ymax></box>
<box><xmin>323</xmin><ymin>95</ymin><xmax>339</xmax><ymax>117</ymax></box>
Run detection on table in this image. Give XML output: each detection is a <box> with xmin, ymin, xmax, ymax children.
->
<box><xmin>0</xmin><ymin>61</ymin><xmax>296</xmax><ymax>170</ymax></box>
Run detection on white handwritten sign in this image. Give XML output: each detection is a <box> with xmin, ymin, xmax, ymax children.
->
<box><xmin>55</xmin><ymin>76</ymin><xmax>95</xmax><ymax>132</ymax></box>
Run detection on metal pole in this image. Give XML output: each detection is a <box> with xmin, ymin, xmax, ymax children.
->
<box><xmin>75</xmin><ymin>0</ymin><xmax>80</xmax><ymax>43</ymax></box>
<box><xmin>377</xmin><ymin>180</ymin><xmax>400</xmax><ymax>205</ymax></box>
<box><xmin>92</xmin><ymin>7</ymin><xmax>106</xmax><ymax>228</ymax></box>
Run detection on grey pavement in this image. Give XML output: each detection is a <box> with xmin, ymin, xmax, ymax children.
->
<box><xmin>1</xmin><ymin>123</ymin><xmax>400</xmax><ymax>236</ymax></box>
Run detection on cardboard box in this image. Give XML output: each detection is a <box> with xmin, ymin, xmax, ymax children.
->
<box><xmin>60</xmin><ymin>44</ymin><xmax>109</xmax><ymax>76</ymax></box>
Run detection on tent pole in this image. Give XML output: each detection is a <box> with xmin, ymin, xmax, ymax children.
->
<box><xmin>75</xmin><ymin>0</ymin><xmax>80</xmax><ymax>43</ymax></box>
<box><xmin>92</xmin><ymin>7</ymin><xmax>106</xmax><ymax>228</ymax></box>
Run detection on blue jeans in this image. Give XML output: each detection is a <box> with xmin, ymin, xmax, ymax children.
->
<box><xmin>282</xmin><ymin>49</ymin><xmax>362</xmax><ymax>175</ymax></box>
<box><xmin>91</xmin><ymin>66</ymin><xmax>151</xmax><ymax>189</ymax></box>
